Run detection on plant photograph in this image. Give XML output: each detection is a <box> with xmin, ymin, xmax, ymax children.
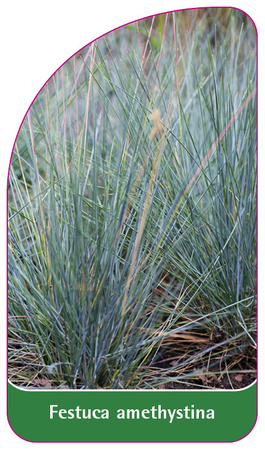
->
<box><xmin>8</xmin><ymin>8</ymin><xmax>257</xmax><ymax>390</ymax></box>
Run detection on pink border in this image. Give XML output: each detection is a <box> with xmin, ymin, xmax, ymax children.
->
<box><xmin>6</xmin><ymin>5</ymin><xmax>258</xmax><ymax>444</ymax></box>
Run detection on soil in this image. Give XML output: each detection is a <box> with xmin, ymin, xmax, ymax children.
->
<box><xmin>9</xmin><ymin>341</ymin><xmax>256</xmax><ymax>390</ymax></box>
<box><xmin>153</xmin><ymin>347</ymin><xmax>256</xmax><ymax>390</ymax></box>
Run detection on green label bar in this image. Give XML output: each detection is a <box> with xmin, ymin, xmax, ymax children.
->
<box><xmin>8</xmin><ymin>381</ymin><xmax>257</xmax><ymax>442</ymax></box>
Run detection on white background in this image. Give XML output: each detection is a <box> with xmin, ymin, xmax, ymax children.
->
<box><xmin>0</xmin><ymin>1</ymin><xmax>263</xmax><ymax>448</ymax></box>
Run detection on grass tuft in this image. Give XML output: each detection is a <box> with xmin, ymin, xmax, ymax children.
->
<box><xmin>8</xmin><ymin>8</ymin><xmax>256</xmax><ymax>389</ymax></box>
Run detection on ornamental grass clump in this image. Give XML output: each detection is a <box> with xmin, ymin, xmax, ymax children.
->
<box><xmin>8</xmin><ymin>8</ymin><xmax>256</xmax><ymax>389</ymax></box>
